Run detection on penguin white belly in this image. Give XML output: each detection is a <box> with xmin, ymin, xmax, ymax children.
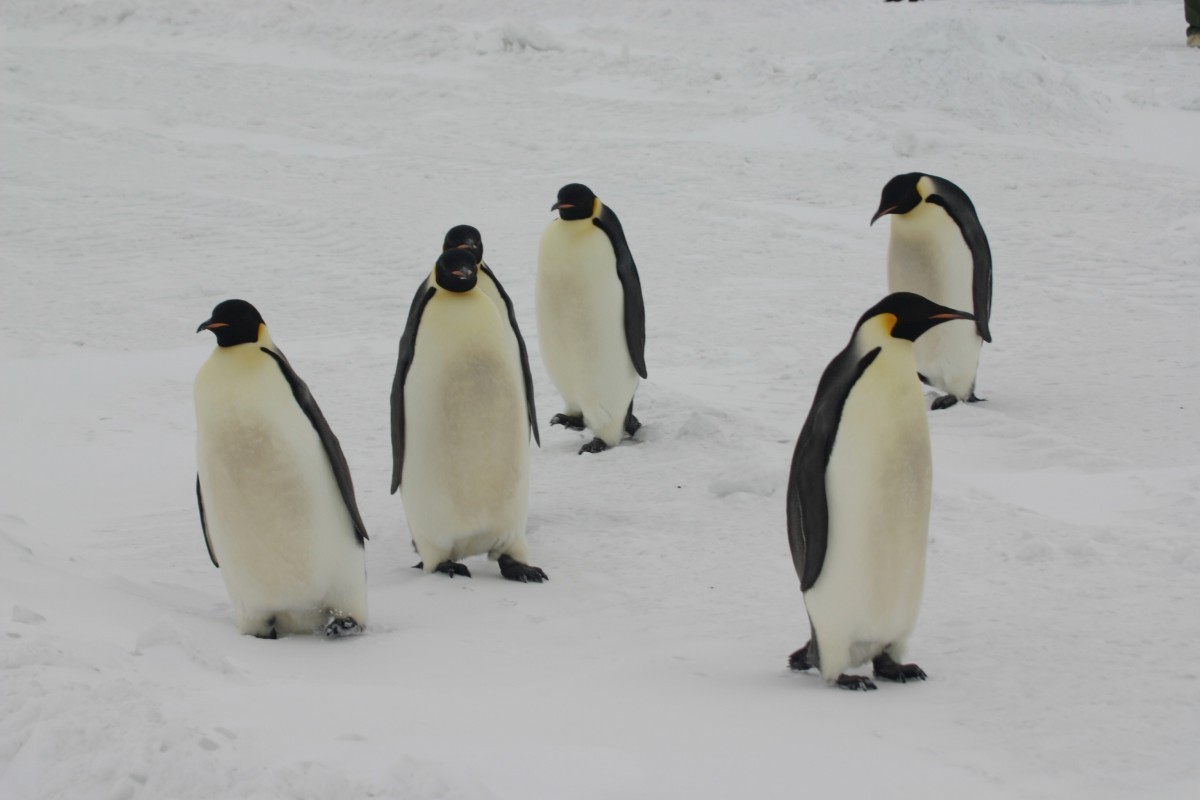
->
<box><xmin>195</xmin><ymin>351</ymin><xmax>366</xmax><ymax>634</ymax></box>
<box><xmin>536</xmin><ymin>220</ymin><xmax>638</xmax><ymax>446</ymax></box>
<box><xmin>888</xmin><ymin>218</ymin><xmax>982</xmax><ymax>399</ymax></box>
<box><xmin>401</xmin><ymin>293</ymin><xmax>530</xmax><ymax>564</ymax></box>
<box><xmin>803</xmin><ymin>350</ymin><xmax>931</xmax><ymax>680</ymax></box>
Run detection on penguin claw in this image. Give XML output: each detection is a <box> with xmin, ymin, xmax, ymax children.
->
<box><xmin>835</xmin><ymin>674</ymin><xmax>877</xmax><ymax>691</ymax></box>
<box><xmin>324</xmin><ymin>616</ymin><xmax>363</xmax><ymax>638</ymax></box>
<box><xmin>788</xmin><ymin>644</ymin><xmax>813</xmax><ymax>672</ymax></box>
<box><xmin>872</xmin><ymin>653</ymin><xmax>927</xmax><ymax>683</ymax></box>
<box><xmin>578</xmin><ymin>437</ymin><xmax>608</xmax><ymax>455</ymax></box>
<box><xmin>498</xmin><ymin>554</ymin><xmax>548</xmax><ymax>583</ymax></box>
<box><xmin>550</xmin><ymin>413</ymin><xmax>585</xmax><ymax>430</ymax></box>
<box><xmin>414</xmin><ymin>560</ymin><xmax>472</xmax><ymax>578</ymax></box>
<box><xmin>930</xmin><ymin>394</ymin><xmax>959</xmax><ymax>410</ymax></box>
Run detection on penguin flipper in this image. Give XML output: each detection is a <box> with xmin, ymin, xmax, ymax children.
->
<box><xmin>593</xmin><ymin>205</ymin><xmax>648</xmax><ymax>379</ymax></box>
<box><xmin>926</xmin><ymin>183</ymin><xmax>992</xmax><ymax>343</ymax></box>
<box><xmin>195</xmin><ymin>475</ymin><xmax>219</xmax><ymax>568</ymax></box>
<box><xmin>481</xmin><ymin>263</ymin><xmax>540</xmax><ymax>446</ymax></box>
<box><xmin>260</xmin><ymin>347</ymin><xmax>369</xmax><ymax>546</ymax></box>
<box><xmin>390</xmin><ymin>284</ymin><xmax>437</xmax><ymax>494</ymax></box>
<box><xmin>787</xmin><ymin>346</ymin><xmax>881</xmax><ymax>591</ymax></box>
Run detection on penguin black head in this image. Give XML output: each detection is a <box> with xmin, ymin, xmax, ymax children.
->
<box><xmin>858</xmin><ymin>291</ymin><xmax>974</xmax><ymax>342</ymax></box>
<box><xmin>434</xmin><ymin>248</ymin><xmax>478</xmax><ymax>292</ymax></box>
<box><xmin>870</xmin><ymin>173</ymin><xmax>925</xmax><ymax>225</ymax></box>
<box><xmin>443</xmin><ymin>224</ymin><xmax>483</xmax><ymax>262</ymax></box>
<box><xmin>552</xmin><ymin>183</ymin><xmax>597</xmax><ymax>221</ymax></box>
<box><xmin>197</xmin><ymin>299</ymin><xmax>265</xmax><ymax>347</ymax></box>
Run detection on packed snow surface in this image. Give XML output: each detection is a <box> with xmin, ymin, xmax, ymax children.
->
<box><xmin>2</xmin><ymin>1</ymin><xmax>1199</xmax><ymax>798</ymax></box>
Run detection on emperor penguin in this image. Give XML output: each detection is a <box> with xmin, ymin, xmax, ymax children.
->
<box><xmin>536</xmin><ymin>183</ymin><xmax>647</xmax><ymax>454</ymax></box>
<box><xmin>194</xmin><ymin>299</ymin><xmax>368</xmax><ymax>638</ymax></box>
<box><xmin>786</xmin><ymin>292</ymin><xmax>974</xmax><ymax>690</ymax></box>
<box><xmin>390</xmin><ymin>248</ymin><xmax>546</xmax><ymax>582</ymax></box>
<box><xmin>872</xmin><ymin>173</ymin><xmax>993</xmax><ymax>410</ymax></box>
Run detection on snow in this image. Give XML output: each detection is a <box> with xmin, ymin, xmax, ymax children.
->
<box><xmin>2</xmin><ymin>0</ymin><xmax>1199</xmax><ymax>797</ymax></box>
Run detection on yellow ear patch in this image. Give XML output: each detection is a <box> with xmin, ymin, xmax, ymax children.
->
<box><xmin>257</xmin><ymin>322</ymin><xmax>266</xmax><ymax>342</ymax></box>
<box><xmin>592</xmin><ymin>197</ymin><xmax>601</xmax><ymax>218</ymax></box>
<box><xmin>916</xmin><ymin>175</ymin><xmax>935</xmax><ymax>200</ymax></box>
<box><xmin>875</xmin><ymin>313</ymin><xmax>898</xmax><ymax>337</ymax></box>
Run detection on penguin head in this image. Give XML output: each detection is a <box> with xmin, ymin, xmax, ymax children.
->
<box><xmin>870</xmin><ymin>173</ymin><xmax>928</xmax><ymax>224</ymax></box>
<box><xmin>858</xmin><ymin>292</ymin><xmax>974</xmax><ymax>343</ymax></box>
<box><xmin>434</xmin><ymin>248</ymin><xmax>478</xmax><ymax>292</ymax></box>
<box><xmin>552</xmin><ymin>183</ymin><xmax>598</xmax><ymax>221</ymax></box>
<box><xmin>443</xmin><ymin>224</ymin><xmax>483</xmax><ymax>262</ymax></box>
<box><xmin>197</xmin><ymin>299</ymin><xmax>266</xmax><ymax>347</ymax></box>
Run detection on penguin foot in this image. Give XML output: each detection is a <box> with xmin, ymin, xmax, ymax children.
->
<box><xmin>835</xmin><ymin>674</ymin><xmax>877</xmax><ymax>691</ymax></box>
<box><xmin>414</xmin><ymin>560</ymin><xmax>472</xmax><ymax>578</ymax></box>
<box><xmin>550</xmin><ymin>413</ymin><xmax>586</xmax><ymax>430</ymax></box>
<box><xmin>930</xmin><ymin>394</ymin><xmax>959</xmax><ymax>410</ymax></box>
<box><xmin>578</xmin><ymin>437</ymin><xmax>608</xmax><ymax>455</ymax></box>
<box><xmin>624</xmin><ymin>412</ymin><xmax>642</xmax><ymax>438</ymax></box>
<box><xmin>253</xmin><ymin>627</ymin><xmax>278</xmax><ymax>640</ymax></box>
<box><xmin>325</xmin><ymin>616</ymin><xmax>364</xmax><ymax>638</ymax></box>
<box><xmin>872</xmin><ymin>653</ymin><xmax>926</xmax><ymax>683</ymax></box>
<box><xmin>965</xmin><ymin>391</ymin><xmax>985</xmax><ymax>403</ymax></box>
<box><xmin>787</xmin><ymin>643</ymin><xmax>814</xmax><ymax>672</ymax></box>
<box><xmin>498</xmin><ymin>554</ymin><xmax>548</xmax><ymax>583</ymax></box>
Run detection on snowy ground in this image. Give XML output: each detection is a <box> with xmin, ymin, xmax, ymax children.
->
<box><xmin>2</xmin><ymin>0</ymin><xmax>1199</xmax><ymax>797</ymax></box>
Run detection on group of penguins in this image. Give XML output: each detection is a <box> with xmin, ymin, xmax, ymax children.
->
<box><xmin>193</xmin><ymin>174</ymin><xmax>992</xmax><ymax>690</ymax></box>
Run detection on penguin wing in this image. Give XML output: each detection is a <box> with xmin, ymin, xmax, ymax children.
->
<box><xmin>787</xmin><ymin>346</ymin><xmax>881</xmax><ymax>591</ymax></box>
<box><xmin>390</xmin><ymin>283</ymin><xmax>437</xmax><ymax>493</ymax></box>
<box><xmin>481</xmin><ymin>263</ymin><xmax>540</xmax><ymax>447</ymax></box>
<box><xmin>928</xmin><ymin>188</ymin><xmax>992</xmax><ymax>342</ymax></box>
<box><xmin>260</xmin><ymin>347</ymin><xmax>368</xmax><ymax>546</ymax></box>
<box><xmin>593</xmin><ymin>205</ymin><xmax>648</xmax><ymax>379</ymax></box>
<box><xmin>195</xmin><ymin>475</ymin><xmax>219</xmax><ymax>568</ymax></box>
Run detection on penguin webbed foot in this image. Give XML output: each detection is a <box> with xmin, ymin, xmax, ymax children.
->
<box><xmin>413</xmin><ymin>560</ymin><xmax>473</xmax><ymax>578</ymax></box>
<box><xmin>624</xmin><ymin>412</ymin><xmax>641</xmax><ymax>438</ymax></box>
<box><xmin>324</xmin><ymin>615</ymin><xmax>364</xmax><ymax>638</ymax></box>
<box><xmin>788</xmin><ymin>643</ymin><xmax>814</xmax><ymax>672</ymax></box>
<box><xmin>835</xmin><ymin>674</ymin><xmax>877</xmax><ymax>691</ymax></box>
<box><xmin>498</xmin><ymin>554</ymin><xmax>548</xmax><ymax>583</ymax></box>
<box><xmin>930</xmin><ymin>394</ymin><xmax>959</xmax><ymax>410</ymax></box>
<box><xmin>872</xmin><ymin>653</ymin><xmax>927</xmax><ymax>683</ymax></box>
<box><xmin>965</xmin><ymin>391</ymin><xmax>985</xmax><ymax>403</ymax></box>
<box><xmin>550</xmin><ymin>413</ymin><xmax>585</xmax><ymax>430</ymax></box>
<box><xmin>578</xmin><ymin>437</ymin><xmax>608</xmax><ymax>455</ymax></box>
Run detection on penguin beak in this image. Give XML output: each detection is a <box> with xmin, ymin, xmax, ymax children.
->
<box><xmin>870</xmin><ymin>206</ymin><xmax>897</xmax><ymax>226</ymax></box>
<box><xmin>552</xmin><ymin>202</ymin><xmax>572</xmax><ymax>211</ymax></box>
<box><xmin>930</xmin><ymin>311</ymin><xmax>975</xmax><ymax>322</ymax></box>
<box><xmin>197</xmin><ymin>319</ymin><xmax>228</xmax><ymax>333</ymax></box>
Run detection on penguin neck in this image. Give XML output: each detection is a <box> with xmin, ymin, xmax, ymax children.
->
<box><xmin>852</xmin><ymin>316</ymin><xmax>909</xmax><ymax>360</ymax></box>
<box><xmin>213</xmin><ymin>325</ymin><xmax>275</xmax><ymax>360</ymax></box>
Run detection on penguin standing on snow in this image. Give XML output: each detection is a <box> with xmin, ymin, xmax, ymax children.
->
<box><xmin>194</xmin><ymin>299</ymin><xmax>367</xmax><ymax>638</ymax></box>
<box><xmin>872</xmin><ymin>173</ymin><xmax>992</xmax><ymax>409</ymax></box>
<box><xmin>786</xmin><ymin>292</ymin><xmax>974</xmax><ymax>690</ymax></box>
<box><xmin>390</xmin><ymin>248</ymin><xmax>546</xmax><ymax>582</ymax></box>
<box><xmin>536</xmin><ymin>183</ymin><xmax>647</xmax><ymax>454</ymax></box>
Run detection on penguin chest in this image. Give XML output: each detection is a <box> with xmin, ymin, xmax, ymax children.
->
<box><xmin>536</xmin><ymin>221</ymin><xmax>629</xmax><ymax>383</ymax></box>
<box><xmin>810</xmin><ymin>354</ymin><xmax>932</xmax><ymax>642</ymax></box>
<box><xmin>886</xmin><ymin>211</ymin><xmax>974</xmax><ymax>311</ymax></box>
<box><xmin>403</xmin><ymin>295</ymin><xmax>528</xmax><ymax>519</ymax></box>
<box><xmin>194</xmin><ymin>353</ymin><xmax>345</xmax><ymax>600</ymax></box>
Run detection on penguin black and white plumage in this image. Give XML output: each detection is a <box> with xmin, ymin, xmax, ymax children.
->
<box><xmin>872</xmin><ymin>173</ymin><xmax>992</xmax><ymax>410</ymax></box>
<box><xmin>786</xmin><ymin>292</ymin><xmax>974</xmax><ymax>690</ymax></box>
<box><xmin>194</xmin><ymin>299</ymin><xmax>367</xmax><ymax>638</ymax></box>
<box><xmin>536</xmin><ymin>183</ymin><xmax>647</xmax><ymax>454</ymax></box>
<box><xmin>389</xmin><ymin>248</ymin><xmax>546</xmax><ymax>582</ymax></box>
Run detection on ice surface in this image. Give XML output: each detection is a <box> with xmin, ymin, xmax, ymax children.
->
<box><xmin>2</xmin><ymin>1</ymin><xmax>1199</xmax><ymax>798</ymax></box>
